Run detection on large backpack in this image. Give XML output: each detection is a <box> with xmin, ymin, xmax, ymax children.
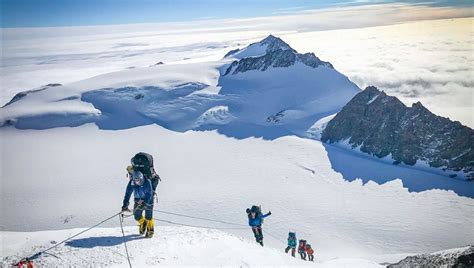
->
<box><xmin>250</xmin><ymin>205</ymin><xmax>261</xmax><ymax>214</ymax></box>
<box><xmin>131</xmin><ymin>152</ymin><xmax>161</xmax><ymax>191</ymax></box>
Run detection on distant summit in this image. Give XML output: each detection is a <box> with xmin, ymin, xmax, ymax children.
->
<box><xmin>223</xmin><ymin>35</ymin><xmax>333</xmax><ymax>75</ymax></box>
<box><xmin>224</xmin><ymin>35</ymin><xmax>295</xmax><ymax>59</ymax></box>
<box><xmin>321</xmin><ymin>86</ymin><xmax>474</xmax><ymax>179</ymax></box>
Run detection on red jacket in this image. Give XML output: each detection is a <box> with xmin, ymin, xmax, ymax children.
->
<box><xmin>306</xmin><ymin>247</ymin><xmax>314</xmax><ymax>255</ymax></box>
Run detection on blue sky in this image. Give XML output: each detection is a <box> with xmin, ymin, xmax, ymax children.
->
<box><xmin>1</xmin><ymin>0</ymin><xmax>472</xmax><ymax>28</ymax></box>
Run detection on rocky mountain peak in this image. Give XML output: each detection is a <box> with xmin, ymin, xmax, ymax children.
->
<box><xmin>321</xmin><ymin>86</ymin><xmax>474</xmax><ymax>179</ymax></box>
<box><xmin>224</xmin><ymin>35</ymin><xmax>296</xmax><ymax>59</ymax></box>
<box><xmin>223</xmin><ymin>35</ymin><xmax>333</xmax><ymax>75</ymax></box>
<box><xmin>411</xmin><ymin>101</ymin><xmax>430</xmax><ymax>113</ymax></box>
<box><xmin>258</xmin><ymin>34</ymin><xmax>295</xmax><ymax>53</ymax></box>
<box><xmin>363</xmin><ymin>85</ymin><xmax>382</xmax><ymax>95</ymax></box>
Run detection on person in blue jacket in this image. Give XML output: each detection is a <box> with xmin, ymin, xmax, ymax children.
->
<box><xmin>246</xmin><ymin>205</ymin><xmax>271</xmax><ymax>246</ymax></box>
<box><xmin>122</xmin><ymin>170</ymin><xmax>155</xmax><ymax>238</ymax></box>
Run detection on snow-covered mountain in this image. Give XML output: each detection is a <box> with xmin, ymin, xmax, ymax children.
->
<box><xmin>321</xmin><ymin>86</ymin><xmax>474</xmax><ymax>180</ymax></box>
<box><xmin>1</xmin><ymin>35</ymin><xmax>472</xmax><ymax>192</ymax></box>
<box><xmin>0</xmin><ymin>35</ymin><xmax>360</xmax><ymax>138</ymax></box>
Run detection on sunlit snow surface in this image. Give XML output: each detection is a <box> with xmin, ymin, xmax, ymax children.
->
<box><xmin>1</xmin><ymin>226</ymin><xmax>383</xmax><ymax>267</ymax></box>
<box><xmin>1</xmin><ymin>124</ymin><xmax>473</xmax><ymax>265</ymax></box>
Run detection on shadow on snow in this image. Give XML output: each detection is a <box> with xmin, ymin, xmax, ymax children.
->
<box><xmin>323</xmin><ymin>143</ymin><xmax>474</xmax><ymax>198</ymax></box>
<box><xmin>65</xmin><ymin>234</ymin><xmax>143</xmax><ymax>248</ymax></box>
<box><xmin>8</xmin><ymin>85</ymin><xmax>474</xmax><ymax>198</ymax></box>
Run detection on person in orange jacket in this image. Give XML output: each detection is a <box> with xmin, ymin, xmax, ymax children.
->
<box><xmin>298</xmin><ymin>240</ymin><xmax>307</xmax><ymax>260</ymax></box>
<box><xmin>306</xmin><ymin>244</ymin><xmax>315</xmax><ymax>262</ymax></box>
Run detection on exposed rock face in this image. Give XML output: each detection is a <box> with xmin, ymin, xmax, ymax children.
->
<box><xmin>2</xmin><ymin>83</ymin><xmax>62</xmax><ymax>107</ymax></box>
<box><xmin>224</xmin><ymin>35</ymin><xmax>295</xmax><ymax>58</ymax></box>
<box><xmin>224</xmin><ymin>35</ymin><xmax>332</xmax><ymax>75</ymax></box>
<box><xmin>388</xmin><ymin>246</ymin><xmax>474</xmax><ymax>268</ymax></box>
<box><xmin>321</xmin><ymin>86</ymin><xmax>474</xmax><ymax>179</ymax></box>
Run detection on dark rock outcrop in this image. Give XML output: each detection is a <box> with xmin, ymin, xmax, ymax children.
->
<box><xmin>321</xmin><ymin>86</ymin><xmax>474</xmax><ymax>179</ymax></box>
<box><xmin>223</xmin><ymin>35</ymin><xmax>333</xmax><ymax>75</ymax></box>
<box><xmin>388</xmin><ymin>246</ymin><xmax>474</xmax><ymax>268</ymax></box>
<box><xmin>2</xmin><ymin>83</ymin><xmax>62</xmax><ymax>107</ymax></box>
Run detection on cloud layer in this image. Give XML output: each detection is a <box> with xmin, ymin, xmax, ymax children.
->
<box><xmin>1</xmin><ymin>3</ymin><xmax>472</xmax><ymax>126</ymax></box>
<box><xmin>284</xmin><ymin>18</ymin><xmax>473</xmax><ymax>127</ymax></box>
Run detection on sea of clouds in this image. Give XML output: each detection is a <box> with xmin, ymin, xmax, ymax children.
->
<box><xmin>1</xmin><ymin>3</ymin><xmax>472</xmax><ymax>126</ymax></box>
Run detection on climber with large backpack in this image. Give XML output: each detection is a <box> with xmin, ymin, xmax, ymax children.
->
<box><xmin>122</xmin><ymin>152</ymin><xmax>161</xmax><ymax>238</ymax></box>
<box><xmin>285</xmin><ymin>232</ymin><xmax>297</xmax><ymax>257</ymax></box>
<box><xmin>246</xmin><ymin>205</ymin><xmax>271</xmax><ymax>246</ymax></box>
<box><xmin>122</xmin><ymin>170</ymin><xmax>155</xmax><ymax>237</ymax></box>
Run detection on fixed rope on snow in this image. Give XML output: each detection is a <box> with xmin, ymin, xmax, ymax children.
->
<box><xmin>263</xmin><ymin>229</ymin><xmax>287</xmax><ymax>245</ymax></box>
<box><xmin>153</xmin><ymin>217</ymin><xmax>248</xmax><ymax>230</ymax></box>
<box><xmin>153</xmin><ymin>209</ymin><xmax>247</xmax><ymax>227</ymax></box>
<box><xmin>13</xmin><ymin>208</ymin><xmax>300</xmax><ymax>267</ymax></box>
<box><xmin>119</xmin><ymin>214</ymin><xmax>133</xmax><ymax>268</ymax></box>
<box><xmin>14</xmin><ymin>211</ymin><xmax>125</xmax><ymax>267</ymax></box>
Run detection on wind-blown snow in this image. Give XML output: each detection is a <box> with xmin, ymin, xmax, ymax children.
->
<box><xmin>228</xmin><ymin>42</ymin><xmax>269</xmax><ymax>59</ymax></box>
<box><xmin>367</xmin><ymin>94</ymin><xmax>379</xmax><ymax>104</ymax></box>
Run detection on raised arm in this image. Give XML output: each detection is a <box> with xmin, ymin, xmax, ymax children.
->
<box><xmin>262</xmin><ymin>211</ymin><xmax>272</xmax><ymax>218</ymax></box>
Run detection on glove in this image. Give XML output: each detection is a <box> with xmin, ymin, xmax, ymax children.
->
<box><xmin>121</xmin><ymin>206</ymin><xmax>131</xmax><ymax>212</ymax></box>
<box><xmin>268</xmin><ymin>211</ymin><xmax>272</xmax><ymax>215</ymax></box>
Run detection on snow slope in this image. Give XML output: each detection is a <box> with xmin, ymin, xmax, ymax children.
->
<box><xmin>1</xmin><ymin>124</ymin><xmax>473</xmax><ymax>264</ymax></box>
<box><xmin>1</xmin><ymin>226</ymin><xmax>383</xmax><ymax>267</ymax></box>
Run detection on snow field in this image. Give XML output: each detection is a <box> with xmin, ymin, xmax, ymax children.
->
<box><xmin>1</xmin><ymin>124</ymin><xmax>472</xmax><ymax>264</ymax></box>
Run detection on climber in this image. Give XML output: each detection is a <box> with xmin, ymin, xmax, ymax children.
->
<box><xmin>298</xmin><ymin>239</ymin><xmax>307</xmax><ymax>260</ymax></box>
<box><xmin>306</xmin><ymin>243</ymin><xmax>315</xmax><ymax>262</ymax></box>
<box><xmin>122</xmin><ymin>170</ymin><xmax>155</xmax><ymax>238</ymax></box>
<box><xmin>246</xmin><ymin>205</ymin><xmax>271</xmax><ymax>246</ymax></box>
<box><xmin>285</xmin><ymin>232</ymin><xmax>297</xmax><ymax>257</ymax></box>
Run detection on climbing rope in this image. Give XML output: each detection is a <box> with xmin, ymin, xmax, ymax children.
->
<box><xmin>154</xmin><ymin>217</ymin><xmax>248</xmax><ymax>230</ymax></box>
<box><xmin>14</xmin><ymin>211</ymin><xmax>123</xmax><ymax>266</ymax></box>
<box><xmin>263</xmin><ymin>229</ymin><xmax>287</xmax><ymax>245</ymax></box>
<box><xmin>119</xmin><ymin>215</ymin><xmax>133</xmax><ymax>268</ymax></box>
<box><xmin>154</xmin><ymin>209</ymin><xmax>247</xmax><ymax>227</ymax></box>
<box><xmin>14</xmin><ymin>206</ymin><xmax>290</xmax><ymax>266</ymax></box>
<box><xmin>152</xmin><ymin>209</ymin><xmax>287</xmax><ymax>245</ymax></box>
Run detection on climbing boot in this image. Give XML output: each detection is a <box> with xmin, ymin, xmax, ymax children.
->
<box><xmin>145</xmin><ymin>218</ymin><xmax>154</xmax><ymax>238</ymax></box>
<box><xmin>138</xmin><ymin>216</ymin><xmax>147</xmax><ymax>235</ymax></box>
